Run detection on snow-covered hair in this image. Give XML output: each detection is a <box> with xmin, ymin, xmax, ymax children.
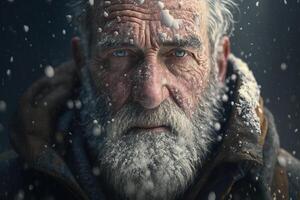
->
<box><xmin>70</xmin><ymin>0</ymin><xmax>237</xmax><ymax>51</ymax></box>
<box><xmin>207</xmin><ymin>0</ymin><xmax>237</xmax><ymax>51</ymax></box>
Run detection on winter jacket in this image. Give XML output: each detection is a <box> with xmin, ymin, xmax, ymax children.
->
<box><xmin>1</xmin><ymin>55</ymin><xmax>300</xmax><ymax>200</ymax></box>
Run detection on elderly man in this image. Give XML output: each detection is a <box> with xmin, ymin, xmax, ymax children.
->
<box><xmin>1</xmin><ymin>0</ymin><xmax>300</xmax><ymax>199</ymax></box>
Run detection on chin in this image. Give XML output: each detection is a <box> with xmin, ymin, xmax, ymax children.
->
<box><xmin>95</xmin><ymin>131</ymin><xmax>208</xmax><ymax>200</ymax></box>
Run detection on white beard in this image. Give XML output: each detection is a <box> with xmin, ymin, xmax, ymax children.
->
<box><xmin>79</xmin><ymin>65</ymin><xmax>225</xmax><ymax>200</ymax></box>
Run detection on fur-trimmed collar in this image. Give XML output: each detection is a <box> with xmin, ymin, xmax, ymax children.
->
<box><xmin>183</xmin><ymin>55</ymin><xmax>274</xmax><ymax>199</ymax></box>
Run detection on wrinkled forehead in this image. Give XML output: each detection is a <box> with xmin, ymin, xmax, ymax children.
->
<box><xmin>94</xmin><ymin>0</ymin><xmax>206</xmax><ymax>13</ymax></box>
<box><xmin>91</xmin><ymin>0</ymin><xmax>209</xmax><ymax>46</ymax></box>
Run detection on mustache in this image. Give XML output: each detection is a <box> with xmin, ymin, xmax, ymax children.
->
<box><xmin>105</xmin><ymin>99</ymin><xmax>196</xmax><ymax>140</ymax></box>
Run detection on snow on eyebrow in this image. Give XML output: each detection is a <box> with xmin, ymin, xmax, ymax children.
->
<box><xmin>96</xmin><ymin>34</ymin><xmax>133</xmax><ymax>50</ymax></box>
<box><xmin>96</xmin><ymin>33</ymin><xmax>203</xmax><ymax>51</ymax></box>
<box><xmin>158</xmin><ymin>35</ymin><xmax>203</xmax><ymax>49</ymax></box>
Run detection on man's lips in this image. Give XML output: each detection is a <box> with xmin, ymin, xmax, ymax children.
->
<box><xmin>126</xmin><ymin>125</ymin><xmax>170</xmax><ymax>135</ymax></box>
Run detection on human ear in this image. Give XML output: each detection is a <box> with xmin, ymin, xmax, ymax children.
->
<box><xmin>217</xmin><ymin>36</ymin><xmax>230</xmax><ymax>82</ymax></box>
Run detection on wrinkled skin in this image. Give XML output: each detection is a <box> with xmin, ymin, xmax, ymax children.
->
<box><xmin>12</xmin><ymin>0</ymin><xmax>230</xmax><ymax>178</ymax></box>
<box><xmin>89</xmin><ymin>0</ymin><xmax>229</xmax><ymax>119</ymax></box>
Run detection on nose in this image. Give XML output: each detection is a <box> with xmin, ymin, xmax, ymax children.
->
<box><xmin>133</xmin><ymin>62</ymin><xmax>169</xmax><ymax>109</ymax></box>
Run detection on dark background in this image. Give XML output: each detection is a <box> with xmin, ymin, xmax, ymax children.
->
<box><xmin>0</xmin><ymin>0</ymin><xmax>300</xmax><ymax>158</ymax></box>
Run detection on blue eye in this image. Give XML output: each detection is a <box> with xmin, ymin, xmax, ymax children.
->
<box><xmin>174</xmin><ymin>49</ymin><xmax>187</xmax><ymax>57</ymax></box>
<box><xmin>112</xmin><ymin>50</ymin><xmax>129</xmax><ymax>57</ymax></box>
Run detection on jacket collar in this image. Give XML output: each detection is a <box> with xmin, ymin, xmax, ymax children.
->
<box><xmin>183</xmin><ymin>54</ymin><xmax>269</xmax><ymax>199</ymax></box>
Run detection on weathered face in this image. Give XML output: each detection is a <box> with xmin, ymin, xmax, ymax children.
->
<box><xmin>80</xmin><ymin>1</ymin><xmax>225</xmax><ymax>199</ymax></box>
<box><xmin>89</xmin><ymin>0</ymin><xmax>211</xmax><ymax>118</ymax></box>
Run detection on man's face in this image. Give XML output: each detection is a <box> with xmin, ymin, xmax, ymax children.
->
<box><xmin>89</xmin><ymin>0</ymin><xmax>211</xmax><ymax>117</ymax></box>
<box><xmin>80</xmin><ymin>0</ymin><xmax>225</xmax><ymax>199</ymax></box>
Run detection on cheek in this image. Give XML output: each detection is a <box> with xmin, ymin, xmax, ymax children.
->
<box><xmin>108</xmin><ymin>79</ymin><xmax>131</xmax><ymax>113</ymax></box>
<box><xmin>183</xmin><ymin>50</ymin><xmax>211</xmax><ymax>97</ymax></box>
<box><xmin>90</xmin><ymin>65</ymin><xmax>132</xmax><ymax>113</ymax></box>
<box><xmin>168</xmin><ymin>56</ymin><xmax>211</xmax><ymax>114</ymax></box>
<box><xmin>175</xmin><ymin>57</ymin><xmax>210</xmax><ymax>92</ymax></box>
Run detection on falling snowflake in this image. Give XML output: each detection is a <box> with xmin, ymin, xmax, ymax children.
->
<box><xmin>67</xmin><ymin>100</ymin><xmax>74</xmax><ymax>109</ymax></box>
<box><xmin>208</xmin><ymin>192</ymin><xmax>216</xmax><ymax>200</ymax></box>
<box><xmin>277</xmin><ymin>155</ymin><xmax>287</xmax><ymax>167</ymax></box>
<box><xmin>44</xmin><ymin>66</ymin><xmax>55</xmax><ymax>78</ymax></box>
<box><xmin>23</xmin><ymin>25</ymin><xmax>29</xmax><ymax>32</ymax></box>
<box><xmin>214</xmin><ymin>122</ymin><xmax>221</xmax><ymax>131</ymax></box>
<box><xmin>0</xmin><ymin>101</ymin><xmax>7</xmax><ymax>112</ymax></box>
<box><xmin>92</xmin><ymin>166</ymin><xmax>100</xmax><ymax>176</ymax></box>
<box><xmin>75</xmin><ymin>100</ymin><xmax>82</xmax><ymax>109</ymax></box>
<box><xmin>6</xmin><ymin>69</ymin><xmax>11</xmax><ymax>76</ymax></box>
<box><xmin>66</xmin><ymin>15</ymin><xmax>72</xmax><ymax>23</ymax></box>
<box><xmin>103</xmin><ymin>11</ymin><xmax>109</xmax><ymax>18</ymax></box>
<box><xmin>280</xmin><ymin>63</ymin><xmax>288</xmax><ymax>71</ymax></box>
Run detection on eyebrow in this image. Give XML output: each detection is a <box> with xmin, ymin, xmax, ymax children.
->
<box><xmin>97</xmin><ymin>37</ymin><xmax>134</xmax><ymax>51</ymax></box>
<box><xmin>96</xmin><ymin>35</ymin><xmax>202</xmax><ymax>51</ymax></box>
<box><xmin>159</xmin><ymin>35</ymin><xmax>203</xmax><ymax>49</ymax></box>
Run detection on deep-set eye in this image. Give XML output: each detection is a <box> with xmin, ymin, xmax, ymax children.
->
<box><xmin>112</xmin><ymin>49</ymin><xmax>129</xmax><ymax>57</ymax></box>
<box><xmin>173</xmin><ymin>49</ymin><xmax>187</xmax><ymax>57</ymax></box>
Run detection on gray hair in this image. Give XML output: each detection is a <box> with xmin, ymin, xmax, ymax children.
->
<box><xmin>207</xmin><ymin>0</ymin><xmax>237</xmax><ymax>51</ymax></box>
<box><xmin>70</xmin><ymin>0</ymin><xmax>237</xmax><ymax>51</ymax></box>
